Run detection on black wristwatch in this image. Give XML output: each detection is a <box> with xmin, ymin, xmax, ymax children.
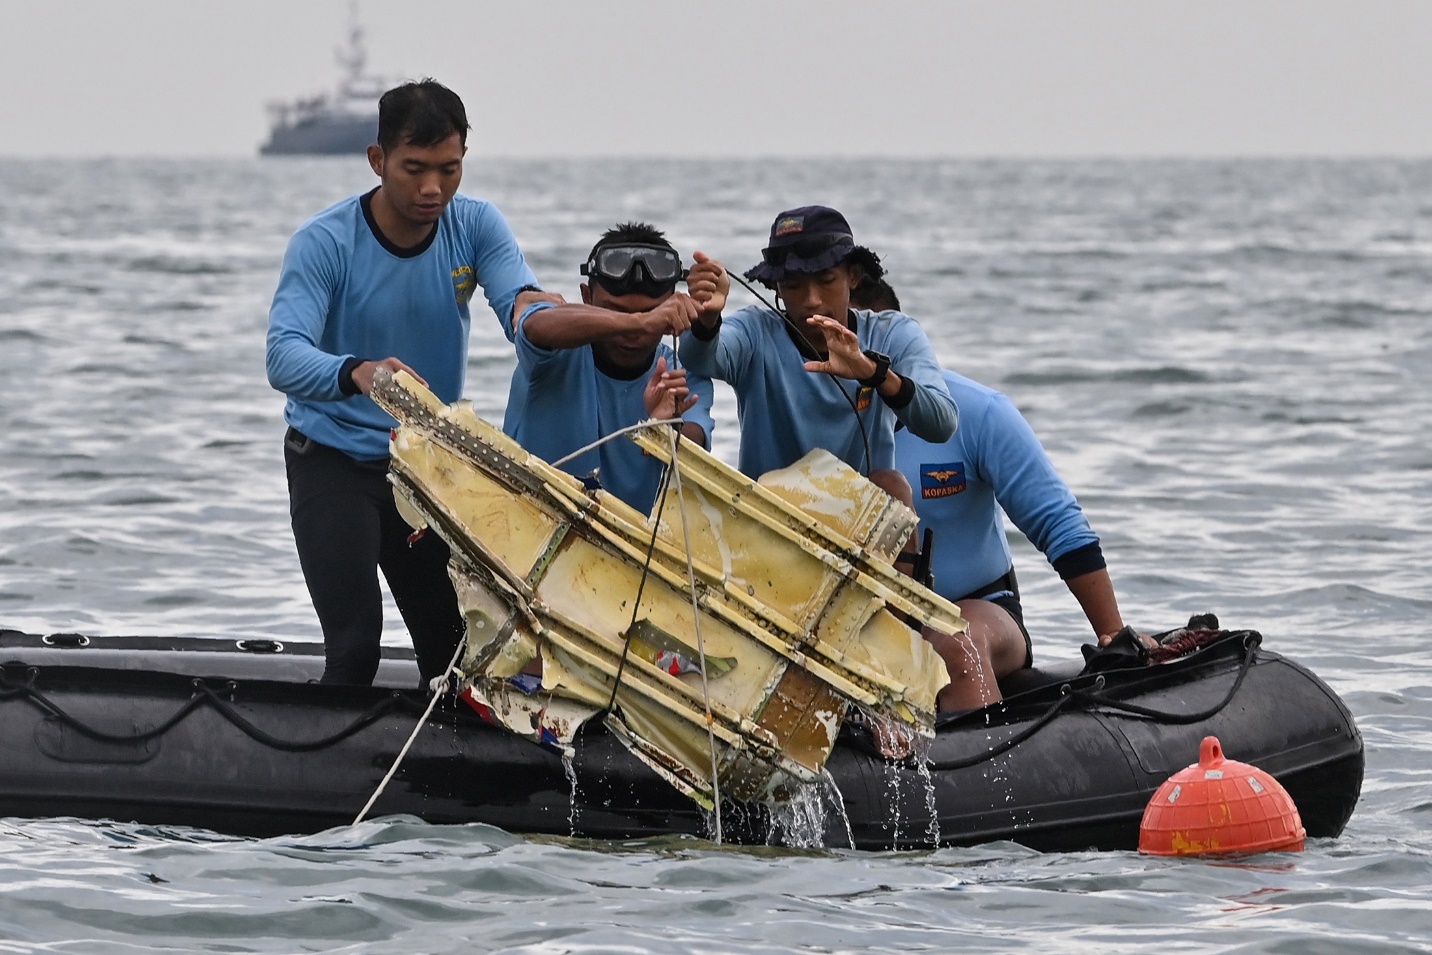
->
<box><xmin>858</xmin><ymin>349</ymin><xmax>892</xmax><ymax>389</ymax></box>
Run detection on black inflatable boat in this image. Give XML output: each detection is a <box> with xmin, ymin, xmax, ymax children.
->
<box><xmin>0</xmin><ymin>626</ymin><xmax>1362</xmax><ymax>851</ymax></box>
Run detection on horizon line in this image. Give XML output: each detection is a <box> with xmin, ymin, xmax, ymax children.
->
<box><xmin>4</xmin><ymin>151</ymin><xmax>1432</xmax><ymax>163</ymax></box>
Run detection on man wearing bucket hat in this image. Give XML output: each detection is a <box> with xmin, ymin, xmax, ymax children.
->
<box><xmin>679</xmin><ymin>205</ymin><xmax>956</xmax><ymax>485</ymax></box>
<box><xmin>681</xmin><ymin>208</ymin><xmax>979</xmax><ymax>713</ymax></box>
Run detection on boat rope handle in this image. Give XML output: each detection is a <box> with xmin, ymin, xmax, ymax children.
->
<box><xmin>921</xmin><ymin>634</ymin><xmax>1261</xmax><ymax>772</ymax></box>
<box><xmin>1067</xmin><ymin>632</ymin><xmax>1261</xmax><ymax>724</ymax></box>
<box><xmin>0</xmin><ymin>670</ymin><xmax>414</xmax><ymax>751</ymax></box>
<box><xmin>921</xmin><ymin>694</ymin><xmax>1075</xmax><ymax>772</ymax></box>
<box><xmin>667</xmin><ymin>422</ymin><xmax>724</xmax><ymax>844</ymax></box>
<box><xmin>353</xmin><ymin>638</ymin><xmax>468</xmax><ymax>826</ymax></box>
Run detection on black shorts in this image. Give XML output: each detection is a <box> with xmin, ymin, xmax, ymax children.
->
<box><xmin>984</xmin><ymin>593</ymin><xmax>1033</xmax><ymax>669</ymax></box>
<box><xmin>958</xmin><ymin>568</ymin><xmax>1033</xmax><ymax>669</ymax></box>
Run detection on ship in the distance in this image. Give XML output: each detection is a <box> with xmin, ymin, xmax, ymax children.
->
<box><xmin>259</xmin><ymin>11</ymin><xmax>391</xmax><ymax>156</ymax></box>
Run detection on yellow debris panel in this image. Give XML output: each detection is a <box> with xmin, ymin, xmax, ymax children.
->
<box><xmin>371</xmin><ymin>370</ymin><xmax>961</xmax><ymax>807</ymax></box>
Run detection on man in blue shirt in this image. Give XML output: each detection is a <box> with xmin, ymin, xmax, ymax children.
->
<box><xmin>680</xmin><ymin>206</ymin><xmax>966</xmax><ymax>707</ymax></box>
<box><xmin>504</xmin><ymin>223</ymin><xmax>716</xmax><ymax>513</ymax></box>
<box><xmin>266</xmin><ymin>80</ymin><xmax>547</xmax><ymax>686</ymax></box>
<box><xmin>853</xmin><ymin>279</ymin><xmax>1139</xmax><ymax>713</ymax></box>
<box><xmin>680</xmin><ymin>206</ymin><xmax>956</xmax><ymax>489</ymax></box>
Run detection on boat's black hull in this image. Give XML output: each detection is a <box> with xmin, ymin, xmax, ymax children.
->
<box><xmin>0</xmin><ymin>629</ymin><xmax>1361</xmax><ymax>850</ymax></box>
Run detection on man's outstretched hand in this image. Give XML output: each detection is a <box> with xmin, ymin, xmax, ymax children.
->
<box><xmin>801</xmin><ymin>315</ymin><xmax>880</xmax><ymax>381</ymax></box>
<box><xmin>644</xmin><ymin>356</ymin><xmax>699</xmax><ymax>419</ymax></box>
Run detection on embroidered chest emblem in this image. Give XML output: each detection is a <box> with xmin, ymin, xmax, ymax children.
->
<box><xmin>920</xmin><ymin>462</ymin><xmax>967</xmax><ymax>499</ymax></box>
<box><xmin>451</xmin><ymin>264</ymin><xmax>475</xmax><ymax>305</ymax></box>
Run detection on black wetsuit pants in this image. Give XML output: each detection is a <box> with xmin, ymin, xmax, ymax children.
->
<box><xmin>284</xmin><ymin>428</ymin><xmax>463</xmax><ymax>686</ymax></box>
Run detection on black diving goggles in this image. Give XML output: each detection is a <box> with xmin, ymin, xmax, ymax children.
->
<box><xmin>581</xmin><ymin>244</ymin><xmax>687</xmax><ymax>293</ymax></box>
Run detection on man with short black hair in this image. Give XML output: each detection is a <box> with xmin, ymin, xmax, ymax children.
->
<box><xmin>504</xmin><ymin>223</ymin><xmax>715</xmax><ymax>512</ymax></box>
<box><xmin>266</xmin><ymin>78</ymin><xmax>547</xmax><ymax>686</ymax></box>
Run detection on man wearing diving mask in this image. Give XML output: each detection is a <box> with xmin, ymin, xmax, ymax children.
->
<box><xmin>503</xmin><ymin>223</ymin><xmax>715</xmax><ymax>513</ymax></box>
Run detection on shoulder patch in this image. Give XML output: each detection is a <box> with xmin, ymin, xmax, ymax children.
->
<box><xmin>920</xmin><ymin>462</ymin><xmax>967</xmax><ymax>499</ymax></box>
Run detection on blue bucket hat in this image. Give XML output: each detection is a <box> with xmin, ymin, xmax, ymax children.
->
<box><xmin>743</xmin><ymin>205</ymin><xmax>880</xmax><ymax>288</ymax></box>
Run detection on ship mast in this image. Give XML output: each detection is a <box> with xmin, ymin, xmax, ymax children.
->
<box><xmin>334</xmin><ymin>2</ymin><xmax>367</xmax><ymax>97</ymax></box>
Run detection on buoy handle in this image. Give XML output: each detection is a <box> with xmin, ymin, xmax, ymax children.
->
<box><xmin>1199</xmin><ymin>735</ymin><xmax>1225</xmax><ymax>769</ymax></box>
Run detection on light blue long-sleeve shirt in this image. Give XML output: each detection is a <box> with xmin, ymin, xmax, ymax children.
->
<box><xmin>265</xmin><ymin>189</ymin><xmax>537</xmax><ymax>460</ymax></box>
<box><xmin>679</xmin><ymin>306</ymin><xmax>956</xmax><ymax>477</ymax></box>
<box><xmin>895</xmin><ymin>370</ymin><xmax>1100</xmax><ymax>602</ymax></box>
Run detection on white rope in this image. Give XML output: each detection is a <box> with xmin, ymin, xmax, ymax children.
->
<box><xmin>551</xmin><ymin>417</ymin><xmax>686</xmax><ymax>469</ymax></box>
<box><xmin>666</xmin><ymin>425</ymin><xmax>724</xmax><ymax>844</ymax></box>
<box><xmin>352</xmin><ymin>637</ymin><xmax>467</xmax><ymax>826</ymax></box>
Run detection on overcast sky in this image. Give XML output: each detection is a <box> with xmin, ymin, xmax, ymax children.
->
<box><xmin>2</xmin><ymin>0</ymin><xmax>1431</xmax><ymax>158</ymax></box>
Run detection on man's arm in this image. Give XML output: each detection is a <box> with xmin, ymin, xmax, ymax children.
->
<box><xmin>265</xmin><ymin>231</ymin><xmax>353</xmax><ymax>402</ymax></box>
<box><xmin>467</xmin><ymin>201</ymin><xmax>541</xmax><ymax>341</ymax></box>
<box><xmin>880</xmin><ymin>319</ymin><xmax>957</xmax><ymax>442</ymax></box>
<box><xmin>800</xmin><ymin>315</ymin><xmax>957</xmax><ymax>443</ymax></box>
<box><xmin>678</xmin><ymin>252</ymin><xmax>751</xmax><ymax>383</ymax></box>
<box><xmin>972</xmin><ymin>390</ymin><xmax>1141</xmax><ymax>644</ymax></box>
<box><xmin>266</xmin><ymin>231</ymin><xmax>430</xmax><ymax>399</ymax></box>
<box><xmin>1066</xmin><ymin>568</ymin><xmax>1126</xmax><ymax>643</ymax></box>
<box><xmin>523</xmin><ymin>295</ymin><xmax>698</xmax><ymax>351</ymax></box>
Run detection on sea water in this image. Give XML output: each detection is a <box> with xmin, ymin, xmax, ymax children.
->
<box><xmin>1</xmin><ymin>157</ymin><xmax>1430</xmax><ymax>953</ymax></box>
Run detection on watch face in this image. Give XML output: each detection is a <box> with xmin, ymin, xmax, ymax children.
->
<box><xmin>861</xmin><ymin>350</ymin><xmax>891</xmax><ymax>386</ymax></box>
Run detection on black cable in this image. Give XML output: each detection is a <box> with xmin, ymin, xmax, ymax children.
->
<box><xmin>600</xmin><ymin>455</ymin><xmax>678</xmax><ymax>719</ymax></box>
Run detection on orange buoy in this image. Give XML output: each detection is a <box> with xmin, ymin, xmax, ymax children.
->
<box><xmin>1138</xmin><ymin>735</ymin><xmax>1305</xmax><ymax>857</ymax></box>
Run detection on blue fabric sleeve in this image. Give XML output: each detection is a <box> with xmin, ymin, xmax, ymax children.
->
<box><xmin>678</xmin><ymin>308</ymin><xmax>758</xmax><ymax>384</ymax></box>
<box><xmin>976</xmin><ymin>391</ymin><xmax>1099</xmax><ymax>564</ymax></box>
<box><xmin>265</xmin><ymin>229</ymin><xmax>352</xmax><ymax>402</ymax></box>
<box><xmin>513</xmin><ymin>301</ymin><xmax>563</xmax><ymax>374</ymax></box>
<box><xmin>681</xmin><ymin>367</ymin><xmax>717</xmax><ymax>448</ymax></box>
<box><xmin>886</xmin><ymin>318</ymin><xmax>957</xmax><ymax>443</ymax></box>
<box><xmin>471</xmin><ymin>203</ymin><xmax>539</xmax><ymax>342</ymax></box>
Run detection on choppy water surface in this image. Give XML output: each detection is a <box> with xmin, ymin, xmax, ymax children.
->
<box><xmin>1</xmin><ymin>158</ymin><xmax>1429</xmax><ymax>953</ymax></box>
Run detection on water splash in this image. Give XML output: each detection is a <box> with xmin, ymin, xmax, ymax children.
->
<box><xmin>884</xmin><ymin>760</ymin><xmax>903</xmax><ymax>847</ymax></box>
<box><xmin>766</xmin><ymin>778</ymin><xmax>830</xmax><ymax>849</ymax></box>
<box><xmin>913</xmin><ymin>756</ymin><xmax>941</xmax><ymax>847</ymax></box>
<box><xmin>561</xmin><ymin>753</ymin><xmax>580</xmax><ymax>838</ymax></box>
<box><xmin>820</xmin><ymin>769</ymin><xmax>856</xmax><ymax>850</ymax></box>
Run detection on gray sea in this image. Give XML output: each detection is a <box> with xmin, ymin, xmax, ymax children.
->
<box><xmin>1</xmin><ymin>157</ymin><xmax>1429</xmax><ymax>953</ymax></box>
